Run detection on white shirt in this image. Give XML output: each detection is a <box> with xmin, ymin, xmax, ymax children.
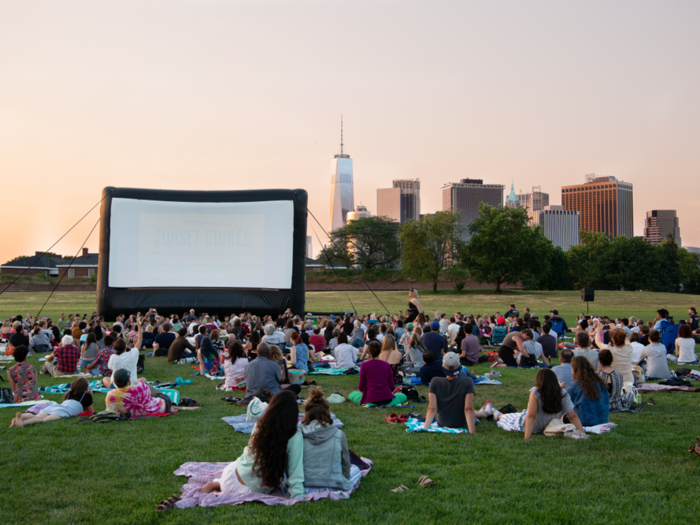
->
<box><xmin>439</xmin><ymin>319</ymin><xmax>450</xmax><ymax>332</ymax></box>
<box><xmin>376</xmin><ymin>333</ymin><xmax>385</xmax><ymax>343</ymax></box>
<box><xmin>630</xmin><ymin>342</ymin><xmax>645</xmax><ymax>363</ymax></box>
<box><xmin>107</xmin><ymin>348</ymin><xmax>140</xmax><ymax>386</ymax></box>
<box><xmin>334</xmin><ymin>343</ymin><xmax>358</xmax><ymax>369</ymax></box>
<box><xmin>447</xmin><ymin>323</ymin><xmax>460</xmax><ymax>343</ymax></box>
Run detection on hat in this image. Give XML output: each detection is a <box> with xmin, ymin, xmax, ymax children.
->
<box><xmin>430</xmin><ymin>321</ymin><xmax>440</xmax><ymax>330</ymax></box>
<box><xmin>442</xmin><ymin>352</ymin><xmax>461</xmax><ymax>376</ymax></box>
<box><xmin>113</xmin><ymin>368</ymin><xmax>130</xmax><ymax>386</ymax></box>
<box><xmin>531</xmin><ymin>313</ymin><xmax>538</xmax><ymax>318</ymax></box>
<box><xmin>550</xmin><ymin>309</ymin><xmax>559</xmax><ymax>315</ymax></box>
<box><xmin>406</xmin><ymin>322</ymin><xmax>414</xmax><ymax>330</ymax></box>
<box><xmin>497</xmin><ymin>317</ymin><xmax>506</xmax><ymax>325</ymax></box>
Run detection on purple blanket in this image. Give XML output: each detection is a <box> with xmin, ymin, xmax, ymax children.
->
<box><xmin>173</xmin><ymin>458</ymin><xmax>372</xmax><ymax>508</ymax></box>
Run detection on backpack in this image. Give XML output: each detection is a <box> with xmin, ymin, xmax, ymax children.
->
<box><xmin>90</xmin><ymin>410</ymin><xmax>131</xmax><ymax>423</ymax></box>
<box><xmin>0</xmin><ymin>387</ymin><xmax>15</xmax><ymax>404</ymax></box>
<box><xmin>401</xmin><ymin>385</ymin><xmax>419</xmax><ymax>401</ymax></box>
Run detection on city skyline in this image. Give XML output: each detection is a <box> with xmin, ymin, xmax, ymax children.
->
<box><xmin>2</xmin><ymin>1</ymin><xmax>700</xmax><ymax>263</ymax></box>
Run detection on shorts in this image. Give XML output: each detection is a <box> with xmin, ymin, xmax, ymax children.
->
<box><xmin>496</xmin><ymin>411</ymin><xmax>526</xmax><ymax>432</ymax></box>
<box><xmin>218</xmin><ymin>462</ymin><xmax>253</xmax><ymax>494</ymax></box>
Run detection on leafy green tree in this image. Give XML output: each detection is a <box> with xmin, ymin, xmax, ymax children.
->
<box><xmin>319</xmin><ymin>216</ymin><xmax>400</xmax><ymax>270</ymax></box>
<box><xmin>679</xmin><ymin>248</ymin><xmax>700</xmax><ymax>295</ymax></box>
<box><xmin>462</xmin><ymin>204</ymin><xmax>551</xmax><ymax>292</ymax></box>
<box><xmin>398</xmin><ymin>211</ymin><xmax>465</xmax><ymax>292</ymax></box>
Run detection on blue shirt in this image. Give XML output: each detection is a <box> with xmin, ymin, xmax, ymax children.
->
<box><xmin>552</xmin><ymin>363</ymin><xmax>573</xmax><ymax>388</ymax></box>
<box><xmin>421</xmin><ymin>332</ymin><xmax>447</xmax><ymax>360</ymax></box>
<box><xmin>567</xmin><ymin>381</ymin><xmax>609</xmax><ymax>426</ymax></box>
<box><xmin>293</xmin><ymin>343</ymin><xmax>309</xmax><ymax>373</ymax></box>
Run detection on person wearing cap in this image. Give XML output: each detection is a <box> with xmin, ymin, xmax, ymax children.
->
<box><xmin>505</xmin><ymin>304</ymin><xmax>519</xmax><ymax>319</ymax></box>
<box><xmin>423</xmin><ymin>352</ymin><xmax>476</xmax><ymax>431</ymax></box>
<box><xmin>399</xmin><ymin>322</ymin><xmax>414</xmax><ymax>348</ymax></box>
<box><xmin>106</xmin><ymin>369</ymin><xmax>177</xmax><ymax>416</ymax></box>
<box><xmin>421</xmin><ymin>322</ymin><xmax>447</xmax><ymax>360</ymax></box>
<box><xmin>548</xmin><ymin>309</ymin><xmax>570</xmax><ymax>336</ymax></box>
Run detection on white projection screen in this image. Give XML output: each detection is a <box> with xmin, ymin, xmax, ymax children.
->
<box><xmin>109</xmin><ymin>198</ymin><xmax>294</xmax><ymax>289</ymax></box>
<box><xmin>97</xmin><ymin>187</ymin><xmax>308</xmax><ymax>319</ymax></box>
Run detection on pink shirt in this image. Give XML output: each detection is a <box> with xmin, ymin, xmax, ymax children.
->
<box><xmin>105</xmin><ymin>379</ymin><xmax>165</xmax><ymax>417</ymax></box>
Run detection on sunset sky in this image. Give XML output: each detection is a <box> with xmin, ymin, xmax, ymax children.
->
<box><xmin>2</xmin><ymin>0</ymin><xmax>699</xmax><ymax>264</ymax></box>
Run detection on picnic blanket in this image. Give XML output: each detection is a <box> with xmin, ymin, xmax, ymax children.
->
<box><xmin>308</xmin><ymin>368</ymin><xmax>347</xmax><ymax>376</ymax></box>
<box><xmin>222</xmin><ymin>413</ymin><xmax>344</xmax><ymax>434</ymax></box>
<box><xmin>39</xmin><ymin>380</ymin><xmax>182</xmax><ymax>404</ymax></box>
<box><xmin>173</xmin><ymin>459</ymin><xmax>371</xmax><ymax>508</ymax></box>
<box><xmin>404</xmin><ymin>417</ymin><xmax>472</xmax><ymax>433</ymax></box>
<box><xmin>0</xmin><ymin>399</ymin><xmax>45</xmax><ymax>409</ymax></box>
<box><xmin>473</xmin><ymin>376</ymin><xmax>503</xmax><ymax>385</ymax></box>
<box><xmin>584</xmin><ymin>423</ymin><xmax>617</xmax><ymax>434</ymax></box>
<box><xmin>636</xmin><ymin>383</ymin><xmax>700</xmax><ymax>393</ymax></box>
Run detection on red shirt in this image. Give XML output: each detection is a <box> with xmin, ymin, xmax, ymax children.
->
<box><xmin>55</xmin><ymin>344</ymin><xmax>81</xmax><ymax>374</ymax></box>
<box><xmin>308</xmin><ymin>334</ymin><xmax>326</xmax><ymax>352</ymax></box>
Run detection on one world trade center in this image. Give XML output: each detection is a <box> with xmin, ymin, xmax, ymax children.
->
<box><xmin>329</xmin><ymin>117</ymin><xmax>354</xmax><ymax>232</ymax></box>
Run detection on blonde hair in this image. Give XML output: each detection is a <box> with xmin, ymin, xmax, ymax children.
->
<box><xmin>269</xmin><ymin>345</ymin><xmax>283</xmax><ymax>362</ymax></box>
<box><xmin>380</xmin><ymin>334</ymin><xmax>397</xmax><ymax>354</ymax></box>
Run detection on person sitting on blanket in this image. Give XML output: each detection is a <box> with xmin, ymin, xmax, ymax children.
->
<box><xmin>105</xmin><ymin>368</ymin><xmax>177</xmax><ymax>417</ymax></box>
<box><xmin>152</xmin><ymin>322</ymin><xmax>176</xmax><ymax>357</ymax></box>
<box><xmin>199</xmin><ymin>390</ymin><xmax>306</xmax><ymax>498</ymax></box>
<box><xmin>245</xmin><ymin>343</ymin><xmax>284</xmax><ymax>396</ymax></box>
<box><xmin>572</xmin><ymin>332</ymin><xmax>599</xmax><ymax>371</ymax></box>
<box><xmin>495</xmin><ymin>329</ymin><xmax>535</xmax><ymax>368</ymax></box>
<box><xmin>7</xmin><ymin>345</ymin><xmax>41</xmax><ymax>402</ymax></box>
<box><xmin>224</xmin><ymin>341</ymin><xmax>249</xmax><ymax>389</ymax></box>
<box><xmin>10</xmin><ymin>377</ymin><xmax>93</xmax><ymax>428</ymax></box>
<box><xmin>167</xmin><ymin>328</ymin><xmax>197</xmax><ymax>364</ymax></box>
<box><xmin>103</xmin><ymin>324</ymin><xmax>142</xmax><ymax>389</ymax></box>
<box><xmin>565</xmin><ymin>356</ymin><xmax>609</xmax><ymax>426</ymax></box>
<box><xmin>520</xmin><ymin>339</ymin><xmax>550</xmax><ymax>367</ymax></box>
<box><xmin>197</xmin><ymin>333</ymin><xmax>221</xmax><ymax>376</ymax></box>
<box><xmin>333</xmin><ymin>333</ymin><xmax>358</xmax><ymax>369</ymax></box>
<box><xmin>595</xmin><ymin>327</ymin><xmax>634</xmax><ymax>385</ymax></box>
<box><xmin>40</xmin><ymin>335</ymin><xmax>81</xmax><ymax>377</ymax></box>
<box><xmin>348</xmin><ymin>341</ymin><xmax>407</xmax><ymax>406</ymax></box>
<box><xmin>636</xmin><ymin>329</ymin><xmax>671</xmax><ymax>380</ymax></box>
<box><xmin>404</xmin><ymin>333</ymin><xmax>426</xmax><ymax>374</ymax></box>
<box><xmin>287</xmin><ymin>331</ymin><xmax>312</xmax><ymax>373</ymax></box>
<box><xmin>423</xmin><ymin>352</ymin><xmax>476</xmax><ymax>432</ymax></box>
<box><xmin>378</xmin><ymin>335</ymin><xmax>403</xmax><ymax>386</ymax></box>
<box><xmin>83</xmin><ymin>335</ymin><xmax>115</xmax><ymax>377</ymax></box>
<box><xmin>300</xmin><ymin>387</ymin><xmax>355</xmax><ymax>491</ymax></box>
<box><xmin>596</xmin><ymin>349</ymin><xmax>634</xmax><ymax>411</ymax></box>
<box><xmin>552</xmin><ymin>349</ymin><xmax>574</xmax><ymax>388</ymax></box>
<box><xmin>481</xmin><ymin>369</ymin><xmax>586</xmax><ymax>440</ymax></box>
<box><xmin>269</xmin><ymin>345</ymin><xmax>291</xmax><ymax>386</ymax></box>
<box><xmin>420</xmin><ymin>350</ymin><xmax>444</xmax><ymax>385</ymax></box>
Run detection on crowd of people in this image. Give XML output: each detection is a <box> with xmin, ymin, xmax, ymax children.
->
<box><xmin>2</xmin><ymin>293</ymin><xmax>699</xmax><ymax>495</ymax></box>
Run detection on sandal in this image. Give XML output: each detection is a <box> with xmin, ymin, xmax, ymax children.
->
<box><xmin>689</xmin><ymin>437</ymin><xmax>700</xmax><ymax>457</ymax></box>
<box><xmin>155</xmin><ymin>494</ymin><xmax>181</xmax><ymax>512</ymax></box>
<box><xmin>416</xmin><ymin>396</ymin><xmax>428</xmax><ymax>403</ymax></box>
<box><xmin>406</xmin><ymin>411</ymin><xmax>422</xmax><ymax>419</ymax></box>
<box><xmin>384</xmin><ymin>413</ymin><xmax>399</xmax><ymax>423</ymax></box>
<box><xmin>417</xmin><ymin>476</ymin><xmax>435</xmax><ymax>488</ymax></box>
<box><xmin>397</xmin><ymin>414</ymin><xmax>409</xmax><ymax>423</ymax></box>
<box><xmin>390</xmin><ymin>485</ymin><xmax>409</xmax><ymax>493</ymax></box>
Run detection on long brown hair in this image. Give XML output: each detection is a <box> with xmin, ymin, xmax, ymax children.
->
<box><xmin>63</xmin><ymin>377</ymin><xmax>89</xmax><ymax>402</ymax></box>
<box><xmin>249</xmin><ymin>390</ymin><xmax>299</xmax><ymax>489</ymax></box>
<box><xmin>534</xmin><ymin>369</ymin><xmax>563</xmax><ymax>414</ymax></box>
<box><xmin>571</xmin><ymin>356</ymin><xmax>605</xmax><ymax>401</ymax></box>
<box><xmin>302</xmin><ymin>387</ymin><xmax>333</xmax><ymax>426</ymax></box>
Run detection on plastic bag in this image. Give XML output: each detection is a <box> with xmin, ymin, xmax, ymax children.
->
<box><xmin>246</xmin><ymin>396</ymin><xmax>268</xmax><ymax>422</ymax></box>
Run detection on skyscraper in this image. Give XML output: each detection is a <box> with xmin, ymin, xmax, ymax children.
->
<box><xmin>532</xmin><ymin>205</ymin><xmax>580</xmax><ymax>251</ymax></box>
<box><xmin>329</xmin><ymin>117</ymin><xmax>354</xmax><ymax>232</ymax></box>
<box><xmin>442</xmin><ymin>179</ymin><xmax>505</xmax><ymax>240</ymax></box>
<box><xmin>376</xmin><ymin>179</ymin><xmax>420</xmax><ymax>223</ymax></box>
<box><xmin>347</xmin><ymin>205</ymin><xmax>371</xmax><ymax>222</ymax></box>
<box><xmin>505</xmin><ymin>181</ymin><xmax>518</xmax><ymax>208</ymax></box>
<box><xmin>517</xmin><ymin>186</ymin><xmax>550</xmax><ymax>220</ymax></box>
<box><xmin>562</xmin><ymin>175</ymin><xmax>634</xmax><ymax>238</ymax></box>
<box><xmin>644</xmin><ymin>210</ymin><xmax>681</xmax><ymax>245</ymax></box>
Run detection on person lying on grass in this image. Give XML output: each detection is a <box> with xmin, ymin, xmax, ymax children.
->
<box><xmin>481</xmin><ymin>369</ymin><xmax>586</xmax><ymax>440</ymax></box>
<box><xmin>423</xmin><ymin>352</ymin><xmax>476</xmax><ymax>432</ymax></box>
<box><xmin>105</xmin><ymin>368</ymin><xmax>177</xmax><ymax>416</ymax></box>
<box><xmin>10</xmin><ymin>377</ymin><xmax>93</xmax><ymax>428</ymax></box>
<box><xmin>301</xmin><ymin>387</ymin><xmax>354</xmax><ymax>491</ymax></box>
<box><xmin>199</xmin><ymin>390</ymin><xmax>305</xmax><ymax>498</ymax></box>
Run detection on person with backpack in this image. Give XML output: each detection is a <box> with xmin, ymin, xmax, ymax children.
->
<box><xmin>548</xmin><ymin>309</ymin><xmax>570</xmax><ymax>338</ymax></box>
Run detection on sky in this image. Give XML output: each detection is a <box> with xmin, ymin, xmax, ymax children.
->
<box><xmin>1</xmin><ymin>0</ymin><xmax>699</xmax><ymax>263</ymax></box>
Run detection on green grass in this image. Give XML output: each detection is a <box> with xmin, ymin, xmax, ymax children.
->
<box><xmin>2</xmin><ymin>290</ymin><xmax>700</xmax><ymax>524</ymax></box>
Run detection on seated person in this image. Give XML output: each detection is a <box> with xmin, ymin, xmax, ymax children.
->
<box><xmin>520</xmin><ymin>339</ymin><xmax>550</xmax><ymax>367</ymax></box>
<box><xmin>223</xmin><ymin>341</ymin><xmax>249</xmax><ymax>389</ymax></box>
<box><xmin>572</xmin><ymin>331</ymin><xmax>599</xmax><ymax>370</ymax></box>
<box><xmin>420</xmin><ymin>351</ymin><xmax>444</xmax><ymax>385</ymax></box>
<box><xmin>348</xmin><ymin>341</ymin><xmax>407</xmax><ymax>406</ymax></box>
<box><xmin>167</xmin><ymin>328</ymin><xmax>197</xmax><ymax>364</ymax></box>
<box><xmin>6</xmin><ymin>345</ymin><xmax>41</xmax><ymax>402</ymax></box>
<box><xmin>566</xmin><ymin>356</ymin><xmax>609</xmax><ymax>426</ymax></box>
<box><xmin>423</xmin><ymin>352</ymin><xmax>476</xmax><ymax>432</ymax></box>
<box><xmin>629</xmin><ymin>333</ymin><xmax>645</xmax><ymax>363</ymax></box>
<box><xmin>459</xmin><ymin>325</ymin><xmax>481</xmax><ymax>366</ymax></box>
<box><xmin>496</xmin><ymin>329</ymin><xmax>535</xmax><ymax>367</ymax></box>
<box><xmin>246</xmin><ymin>343</ymin><xmax>283</xmax><ymax>397</ymax></box>
<box><xmin>106</xmin><ymin>369</ymin><xmax>177</xmax><ymax>416</ymax></box>
<box><xmin>300</xmin><ymin>387</ymin><xmax>354</xmax><ymax>491</ymax></box>
<box><xmin>88</xmin><ymin>335</ymin><xmax>115</xmax><ymax>375</ymax></box>
<box><xmin>29</xmin><ymin>326</ymin><xmax>52</xmax><ymax>353</ymax></box>
<box><xmin>10</xmin><ymin>377</ymin><xmax>93</xmax><ymax>428</ymax></box>
<box><xmin>636</xmin><ymin>329</ymin><xmax>670</xmax><ymax>380</ymax></box>
<box><xmin>40</xmin><ymin>335</ymin><xmax>81</xmax><ymax>377</ymax></box>
<box><xmin>333</xmin><ymin>333</ymin><xmax>359</xmax><ymax>369</ymax></box>
<box><xmin>261</xmin><ymin>324</ymin><xmax>285</xmax><ymax>347</ymax></box>
<box><xmin>484</xmin><ymin>369</ymin><xmax>585</xmax><ymax>440</ymax></box>
<box><xmin>597</xmin><ymin>349</ymin><xmax>634</xmax><ymax>411</ymax></box>
<box><xmin>378</xmin><ymin>335</ymin><xmax>403</xmax><ymax>385</ymax></box>
<box><xmin>198</xmin><ymin>390</ymin><xmax>305</xmax><ymax>498</ymax></box>
<box><xmin>152</xmin><ymin>323</ymin><xmax>176</xmax><ymax>357</ymax></box>
<box><xmin>538</xmin><ymin>323</ymin><xmax>558</xmax><ymax>359</ymax></box>
<box><xmin>287</xmin><ymin>332</ymin><xmax>311</xmax><ymax>373</ymax></box>
<box><xmin>103</xmin><ymin>328</ymin><xmax>141</xmax><ymax>389</ymax></box>
<box><xmin>404</xmin><ymin>333</ymin><xmax>426</xmax><ymax>374</ymax></box>
<box><xmin>308</xmin><ymin>325</ymin><xmax>327</xmax><ymax>354</ymax></box>
<box><xmin>552</xmin><ymin>349</ymin><xmax>574</xmax><ymax>388</ymax></box>
<box><xmin>80</xmin><ymin>333</ymin><xmax>100</xmax><ymax>371</ymax></box>
<box><xmin>197</xmin><ymin>334</ymin><xmax>221</xmax><ymax>376</ymax></box>
<box><xmin>675</xmin><ymin>323</ymin><xmax>698</xmax><ymax>364</ymax></box>
<box><xmin>596</xmin><ymin>328</ymin><xmax>634</xmax><ymax>385</ymax></box>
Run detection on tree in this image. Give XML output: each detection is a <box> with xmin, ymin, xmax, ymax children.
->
<box><xmin>318</xmin><ymin>216</ymin><xmax>400</xmax><ymax>270</ymax></box>
<box><xmin>398</xmin><ymin>211</ymin><xmax>465</xmax><ymax>292</ymax></box>
<box><xmin>679</xmin><ymin>248</ymin><xmax>700</xmax><ymax>295</ymax></box>
<box><xmin>462</xmin><ymin>204</ymin><xmax>550</xmax><ymax>292</ymax></box>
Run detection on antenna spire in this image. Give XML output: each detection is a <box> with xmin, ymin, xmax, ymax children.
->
<box><xmin>340</xmin><ymin>115</ymin><xmax>344</xmax><ymax>156</ymax></box>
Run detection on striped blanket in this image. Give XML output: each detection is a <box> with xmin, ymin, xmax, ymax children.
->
<box><xmin>404</xmin><ymin>417</ymin><xmax>471</xmax><ymax>434</ymax></box>
<box><xmin>308</xmin><ymin>368</ymin><xmax>347</xmax><ymax>375</ymax></box>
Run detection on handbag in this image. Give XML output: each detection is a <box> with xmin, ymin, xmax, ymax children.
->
<box><xmin>0</xmin><ymin>387</ymin><xmax>16</xmax><ymax>404</ymax></box>
<box><xmin>544</xmin><ymin>418</ymin><xmax>576</xmax><ymax>436</ymax></box>
<box><xmin>5</xmin><ymin>342</ymin><xmax>15</xmax><ymax>357</ymax></box>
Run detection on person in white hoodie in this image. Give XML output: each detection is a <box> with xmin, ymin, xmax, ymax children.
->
<box><xmin>300</xmin><ymin>387</ymin><xmax>354</xmax><ymax>491</ymax></box>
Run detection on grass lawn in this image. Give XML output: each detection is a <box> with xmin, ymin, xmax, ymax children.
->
<box><xmin>2</xmin><ymin>290</ymin><xmax>700</xmax><ymax>524</ymax></box>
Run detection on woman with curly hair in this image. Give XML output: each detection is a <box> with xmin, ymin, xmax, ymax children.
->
<box><xmin>199</xmin><ymin>390</ymin><xmax>305</xmax><ymax>498</ymax></box>
<box><xmin>566</xmin><ymin>356</ymin><xmax>609</xmax><ymax>426</ymax></box>
<box><xmin>483</xmin><ymin>369</ymin><xmax>585</xmax><ymax>440</ymax></box>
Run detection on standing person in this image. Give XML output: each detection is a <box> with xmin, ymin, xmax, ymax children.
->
<box><xmin>689</xmin><ymin>307</ymin><xmax>699</xmax><ymax>331</ymax></box>
<box><xmin>675</xmin><ymin>324</ymin><xmax>698</xmax><ymax>364</ymax></box>
<box><xmin>6</xmin><ymin>346</ymin><xmax>41</xmax><ymax>402</ymax></box>
<box><xmin>423</xmin><ymin>352</ymin><xmax>476</xmax><ymax>432</ymax></box>
<box><xmin>566</xmin><ymin>356</ymin><xmax>609</xmax><ymax>426</ymax></box>
<box><xmin>485</xmin><ymin>369</ymin><xmax>586</xmax><ymax>440</ymax></box>
<box><xmin>198</xmin><ymin>391</ymin><xmax>305</xmax><ymax>498</ymax></box>
<box><xmin>405</xmin><ymin>288</ymin><xmax>424</xmax><ymax>323</ymax></box>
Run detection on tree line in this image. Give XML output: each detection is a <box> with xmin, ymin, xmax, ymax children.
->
<box><xmin>319</xmin><ymin>204</ymin><xmax>700</xmax><ymax>294</ymax></box>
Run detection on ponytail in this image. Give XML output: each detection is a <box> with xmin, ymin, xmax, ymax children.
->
<box><xmin>63</xmin><ymin>377</ymin><xmax>89</xmax><ymax>401</ymax></box>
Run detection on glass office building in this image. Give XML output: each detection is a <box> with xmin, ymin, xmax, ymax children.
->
<box><xmin>329</xmin><ymin>120</ymin><xmax>354</xmax><ymax>231</ymax></box>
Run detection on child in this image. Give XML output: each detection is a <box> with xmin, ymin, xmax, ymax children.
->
<box><xmin>223</xmin><ymin>341</ymin><xmax>248</xmax><ymax>389</ymax></box>
<box><xmin>10</xmin><ymin>377</ymin><xmax>93</xmax><ymax>428</ymax></box>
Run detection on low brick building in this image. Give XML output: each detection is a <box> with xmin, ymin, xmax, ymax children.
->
<box><xmin>55</xmin><ymin>249</ymin><xmax>99</xmax><ymax>278</ymax></box>
<box><xmin>1</xmin><ymin>248</ymin><xmax>99</xmax><ymax>278</ymax></box>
